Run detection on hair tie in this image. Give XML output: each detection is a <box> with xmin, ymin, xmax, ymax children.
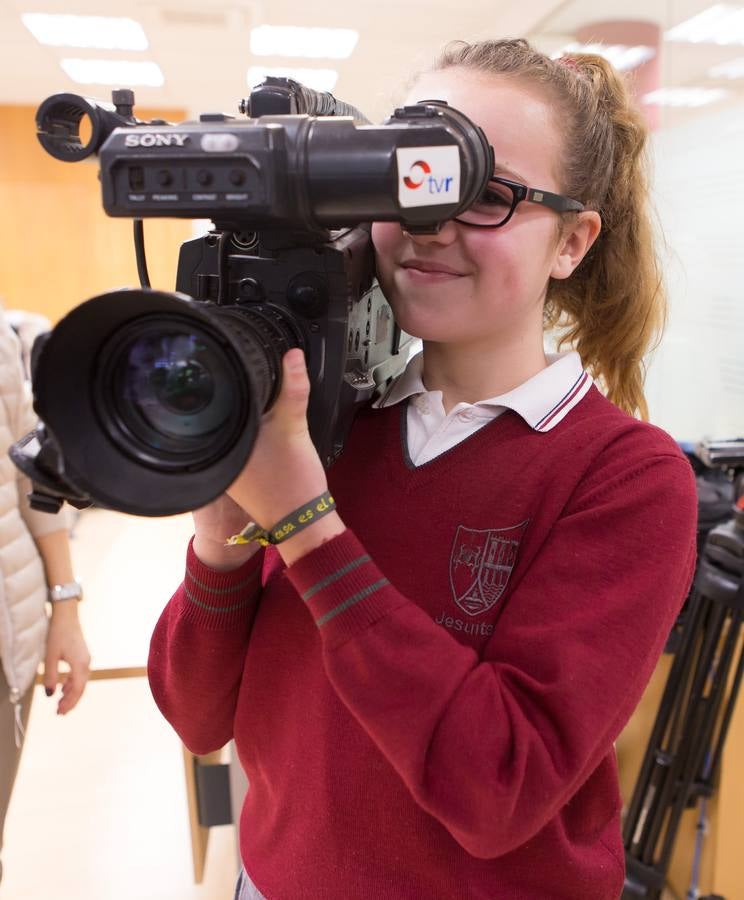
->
<box><xmin>558</xmin><ymin>55</ymin><xmax>580</xmax><ymax>71</ymax></box>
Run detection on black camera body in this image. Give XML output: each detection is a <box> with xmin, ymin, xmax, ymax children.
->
<box><xmin>97</xmin><ymin>109</ymin><xmax>480</xmax><ymax>232</ymax></box>
<box><xmin>13</xmin><ymin>79</ymin><xmax>493</xmax><ymax>517</ymax></box>
<box><xmin>36</xmin><ymin>79</ymin><xmax>490</xmax><ymax>233</ymax></box>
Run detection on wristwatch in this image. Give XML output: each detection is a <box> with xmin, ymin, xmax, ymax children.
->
<box><xmin>48</xmin><ymin>580</ymin><xmax>83</xmax><ymax>603</ymax></box>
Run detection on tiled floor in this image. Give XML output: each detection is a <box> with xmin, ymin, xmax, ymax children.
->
<box><xmin>2</xmin><ymin>508</ymin><xmax>240</xmax><ymax>900</ymax></box>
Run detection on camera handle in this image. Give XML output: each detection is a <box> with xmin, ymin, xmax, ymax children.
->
<box><xmin>240</xmin><ymin>76</ymin><xmax>370</xmax><ymax>124</ymax></box>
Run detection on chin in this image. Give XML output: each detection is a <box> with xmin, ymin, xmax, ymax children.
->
<box><xmin>390</xmin><ymin>310</ymin><xmax>463</xmax><ymax>344</ymax></box>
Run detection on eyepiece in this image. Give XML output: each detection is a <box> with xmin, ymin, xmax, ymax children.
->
<box><xmin>36</xmin><ymin>93</ymin><xmax>131</xmax><ymax>162</ymax></box>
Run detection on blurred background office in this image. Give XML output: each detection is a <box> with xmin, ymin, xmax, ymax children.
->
<box><xmin>0</xmin><ymin>1</ymin><xmax>742</xmax><ymax>898</ymax></box>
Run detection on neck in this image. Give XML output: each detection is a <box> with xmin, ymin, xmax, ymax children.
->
<box><xmin>421</xmin><ymin>337</ymin><xmax>549</xmax><ymax>414</ymax></box>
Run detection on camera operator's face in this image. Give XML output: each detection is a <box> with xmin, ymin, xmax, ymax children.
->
<box><xmin>372</xmin><ymin>68</ymin><xmax>569</xmax><ymax>350</ymax></box>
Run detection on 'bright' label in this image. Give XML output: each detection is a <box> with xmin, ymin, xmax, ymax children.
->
<box><xmin>396</xmin><ymin>146</ymin><xmax>461</xmax><ymax>208</ymax></box>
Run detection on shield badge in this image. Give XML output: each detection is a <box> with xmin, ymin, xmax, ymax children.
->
<box><xmin>449</xmin><ymin>521</ymin><xmax>529</xmax><ymax>616</ymax></box>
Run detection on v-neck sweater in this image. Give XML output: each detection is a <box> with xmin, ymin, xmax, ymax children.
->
<box><xmin>148</xmin><ymin>385</ymin><xmax>698</xmax><ymax>900</ymax></box>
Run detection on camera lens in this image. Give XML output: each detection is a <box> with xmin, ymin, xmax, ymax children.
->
<box><xmin>98</xmin><ymin>318</ymin><xmax>244</xmax><ymax>469</ymax></box>
<box><xmin>117</xmin><ymin>329</ymin><xmax>233</xmax><ymax>443</ymax></box>
<box><xmin>30</xmin><ymin>288</ymin><xmax>304</xmax><ymax>515</ymax></box>
<box><xmin>148</xmin><ymin>356</ymin><xmax>214</xmax><ymax>418</ymax></box>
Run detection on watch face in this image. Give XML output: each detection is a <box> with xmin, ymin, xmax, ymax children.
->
<box><xmin>51</xmin><ymin>582</ymin><xmax>83</xmax><ymax>602</ymax></box>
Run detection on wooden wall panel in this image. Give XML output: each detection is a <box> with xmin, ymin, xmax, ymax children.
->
<box><xmin>0</xmin><ymin>104</ymin><xmax>193</xmax><ymax>324</ymax></box>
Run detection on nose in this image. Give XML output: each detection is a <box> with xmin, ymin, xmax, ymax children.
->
<box><xmin>403</xmin><ymin>218</ymin><xmax>459</xmax><ymax>247</ymax></box>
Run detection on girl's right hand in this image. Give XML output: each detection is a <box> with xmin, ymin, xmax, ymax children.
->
<box><xmin>192</xmin><ymin>492</ymin><xmax>260</xmax><ymax>571</ymax></box>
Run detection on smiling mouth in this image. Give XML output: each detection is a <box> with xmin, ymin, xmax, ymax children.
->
<box><xmin>400</xmin><ymin>261</ymin><xmax>465</xmax><ymax>277</ymax></box>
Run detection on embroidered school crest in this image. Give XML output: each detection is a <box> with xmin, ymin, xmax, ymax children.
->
<box><xmin>449</xmin><ymin>521</ymin><xmax>529</xmax><ymax>616</ymax></box>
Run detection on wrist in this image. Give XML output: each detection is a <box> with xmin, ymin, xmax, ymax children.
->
<box><xmin>277</xmin><ymin>512</ymin><xmax>346</xmax><ymax>566</ymax></box>
<box><xmin>192</xmin><ymin>534</ymin><xmax>260</xmax><ymax>572</ymax></box>
<box><xmin>49</xmin><ymin>599</ymin><xmax>80</xmax><ymax>619</ymax></box>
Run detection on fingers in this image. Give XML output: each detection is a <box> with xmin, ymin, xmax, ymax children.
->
<box><xmin>57</xmin><ymin>660</ymin><xmax>89</xmax><ymax>715</ymax></box>
<box><xmin>44</xmin><ymin>647</ymin><xmax>91</xmax><ymax>715</ymax></box>
<box><xmin>43</xmin><ymin>650</ymin><xmax>59</xmax><ymax>698</ymax></box>
<box><xmin>270</xmin><ymin>349</ymin><xmax>310</xmax><ymax>434</ymax></box>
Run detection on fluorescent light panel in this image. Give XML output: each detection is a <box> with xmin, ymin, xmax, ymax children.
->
<box><xmin>665</xmin><ymin>4</ymin><xmax>744</xmax><ymax>45</ymax></box>
<box><xmin>709</xmin><ymin>55</ymin><xmax>744</xmax><ymax>77</ymax></box>
<box><xmin>250</xmin><ymin>26</ymin><xmax>358</xmax><ymax>59</ymax></box>
<box><xmin>22</xmin><ymin>13</ymin><xmax>148</xmax><ymax>50</ymax></box>
<box><xmin>643</xmin><ymin>87</ymin><xmax>730</xmax><ymax>107</ymax></box>
<box><xmin>60</xmin><ymin>59</ymin><xmax>165</xmax><ymax>87</ymax></box>
<box><xmin>555</xmin><ymin>42</ymin><xmax>656</xmax><ymax>71</ymax></box>
<box><xmin>247</xmin><ymin>66</ymin><xmax>338</xmax><ymax>93</ymax></box>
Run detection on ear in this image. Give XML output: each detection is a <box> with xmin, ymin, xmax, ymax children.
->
<box><xmin>550</xmin><ymin>211</ymin><xmax>601</xmax><ymax>280</ymax></box>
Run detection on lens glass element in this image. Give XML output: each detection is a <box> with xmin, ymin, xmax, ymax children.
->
<box><xmin>108</xmin><ymin>324</ymin><xmax>239</xmax><ymax>459</ymax></box>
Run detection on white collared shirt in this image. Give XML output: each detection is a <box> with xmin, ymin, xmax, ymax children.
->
<box><xmin>372</xmin><ymin>350</ymin><xmax>593</xmax><ymax>466</ymax></box>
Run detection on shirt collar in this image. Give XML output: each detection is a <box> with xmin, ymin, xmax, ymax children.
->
<box><xmin>373</xmin><ymin>350</ymin><xmax>593</xmax><ymax>432</ymax></box>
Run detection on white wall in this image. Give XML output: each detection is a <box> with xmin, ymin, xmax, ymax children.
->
<box><xmin>645</xmin><ymin>102</ymin><xmax>744</xmax><ymax>441</ymax></box>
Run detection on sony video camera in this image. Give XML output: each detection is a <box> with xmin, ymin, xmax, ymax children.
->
<box><xmin>11</xmin><ymin>78</ymin><xmax>493</xmax><ymax>516</ymax></box>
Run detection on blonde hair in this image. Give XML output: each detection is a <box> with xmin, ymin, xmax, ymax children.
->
<box><xmin>434</xmin><ymin>39</ymin><xmax>665</xmax><ymax>419</ymax></box>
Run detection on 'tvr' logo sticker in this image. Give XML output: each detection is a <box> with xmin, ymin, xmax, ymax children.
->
<box><xmin>397</xmin><ymin>145</ymin><xmax>461</xmax><ymax>208</ymax></box>
<box><xmin>403</xmin><ymin>159</ymin><xmax>431</xmax><ymax>189</ymax></box>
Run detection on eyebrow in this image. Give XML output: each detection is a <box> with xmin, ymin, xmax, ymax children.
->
<box><xmin>492</xmin><ymin>164</ymin><xmax>528</xmax><ymax>184</ymax></box>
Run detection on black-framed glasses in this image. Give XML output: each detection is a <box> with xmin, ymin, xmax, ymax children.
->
<box><xmin>454</xmin><ymin>176</ymin><xmax>584</xmax><ymax>229</ymax></box>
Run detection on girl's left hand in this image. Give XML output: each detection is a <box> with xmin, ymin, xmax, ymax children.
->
<box><xmin>226</xmin><ymin>348</ymin><xmax>345</xmax><ymax>564</ymax></box>
<box><xmin>44</xmin><ymin>605</ymin><xmax>91</xmax><ymax>715</ymax></box>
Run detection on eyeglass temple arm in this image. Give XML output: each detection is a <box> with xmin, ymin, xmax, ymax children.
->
<box><xmin>525</xmin><ymin>187</ymin><xmax>584</xmax><ymax>212</ymax></box>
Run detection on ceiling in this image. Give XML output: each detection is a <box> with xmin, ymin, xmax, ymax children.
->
<box><xmin>1</xmin><ymin>0</ymin><xmax>744</xmax><ymax>128</ymax></box>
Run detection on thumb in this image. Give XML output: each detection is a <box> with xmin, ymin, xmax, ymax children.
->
<box><xmin>272</xmin><ymin>349</ymin><xmax>310</xmax><ymax>431</ymax></box>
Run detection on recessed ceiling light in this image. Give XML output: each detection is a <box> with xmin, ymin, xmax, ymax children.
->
<box><xmin>643</xmin><ymin>87</ymin><xmax>730</xmax><ymax>107</ymax></box>
<box><xmin>60</xmin><ymin>59</ymin><xmax>165</xmax><ymax>87</ymax></box>
<box><xmin>665</xmin><ymin>4</ymin><xmax>744</xmax><ymax>45</ymax></box>
<box><xmin>555</xmin><ymin>42</ymin><xmax>656</xmax><ymax>71</ymax></box>
<box><xmin>22</xmin><ymin>13</ymin><xmax>148</xmax><ymax>50</ymax></box>
<box><xmin>247</xmin><ymin>66</ymin><xmax>338</xmax><ymax>93</ymax></box>
<box><xmin>250</xmin><ymin>26</ymin><xmax>358</xmax><ymax>59</ymax></box>
<box><xmin>709</xmin><ymin>55</ymin><xmax>744</xmax><ymax>77</ymax></box>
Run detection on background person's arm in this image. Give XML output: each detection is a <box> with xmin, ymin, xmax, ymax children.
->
<box><xmin>35</xmin><ymin>529</ymin><xmax>90</xmax><ymax>715</ymax></box>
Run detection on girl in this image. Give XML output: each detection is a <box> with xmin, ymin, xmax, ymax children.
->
<box><xmin>148</xmin><ymin>39</ymin><xmax>698</xmax><ymax>899</ymax></box>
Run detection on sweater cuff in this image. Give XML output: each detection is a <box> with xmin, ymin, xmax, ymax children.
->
<box><xmin>285</xmin><ymin>529</ymin><xmax>406</xmax><ymax>647</ymax></box>
<box><xmin>179</xmin><ymin>537</ymin><xmax>264</xmax><ymax>629</ymax></box>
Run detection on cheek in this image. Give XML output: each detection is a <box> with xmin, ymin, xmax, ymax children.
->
<box><xmin>371</xmin><ymin>222</ymin><xmax>400</xmax><ymax>261</ymax></box>
<box><xmin>467</xmin><ymin>226</ymin><xmax>550</xmax><ymax>294</ymax></box>
<box><xmin>462</xmin><ymin>231</ymin><xmax>514</xmax><ymax>289</ymax></box>
<box><xmin>371</xmin><ymin>222</ymin><xmax>401</xmax><ymax>290</ymax></box>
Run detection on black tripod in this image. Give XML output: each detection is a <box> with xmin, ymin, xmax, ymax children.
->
<box><xmin>621</xmin><ymin>440</ymin><xmax>744</xmax><ymax>900</ymax></box>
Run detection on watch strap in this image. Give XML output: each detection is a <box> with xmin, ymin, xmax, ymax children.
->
<box><xmin>49</xmin><ymin>580</ymin><xmax>83</xmax><ymax>603</ymax></box>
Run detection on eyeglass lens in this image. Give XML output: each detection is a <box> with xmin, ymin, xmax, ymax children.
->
<box><xmin>455</xmin><ymin>180</ymin><xmax>516</xmax><ymax>227</ymax></box>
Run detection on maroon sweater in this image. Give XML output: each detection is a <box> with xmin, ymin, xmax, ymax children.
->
<box><xmin>148</xmin><ymin>386</ymin><xmax>698</xmax><ymax>899</ymax></box>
